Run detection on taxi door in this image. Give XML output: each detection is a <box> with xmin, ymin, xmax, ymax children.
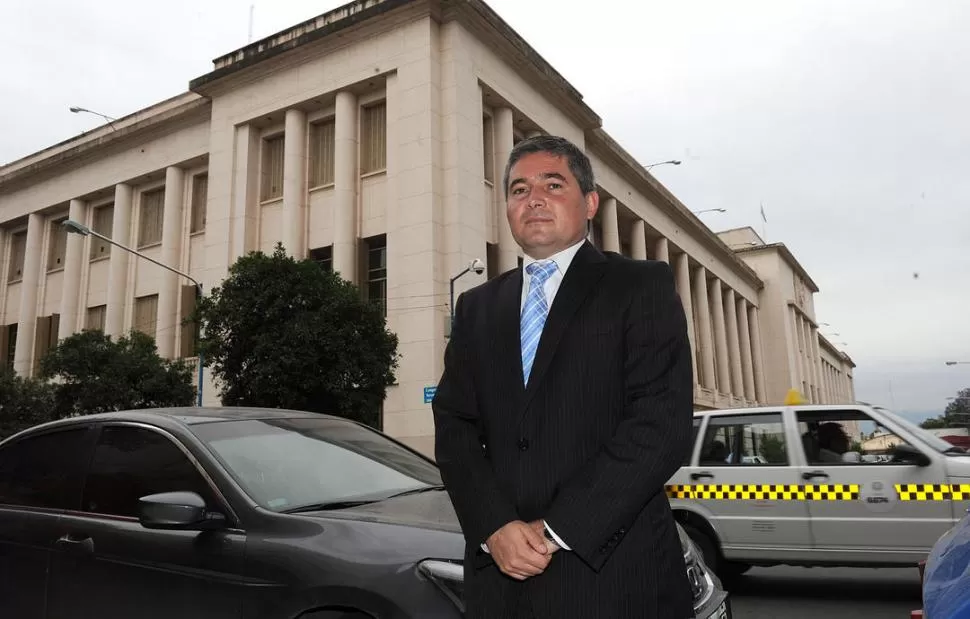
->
<box><xmin>794</xmin><ymin>406</ymin><xmax>953</xmax><ymax>562</ymax></box>
<box><xmin>675</xmin><ymin>411</ymin><xmax>812</xmax><ymax>557</ymax></box>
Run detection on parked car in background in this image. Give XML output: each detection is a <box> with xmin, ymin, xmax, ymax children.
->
<box><xmin>0</xmin><ymin>407</ymin><xmax>730</xmax><ymax>618</ymax></box>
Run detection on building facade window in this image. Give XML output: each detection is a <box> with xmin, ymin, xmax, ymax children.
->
<box><xmin>261</xmin><ymin>135</ymin><xmax>284</xmax><ymax>201</ymax></box>
<box><xmin>483</xmin><ymin>114</ymin><xmax>495</xmax><ymax>183</ymax></box>
<box><xmin>134</xmin><ymin>295</ymin><xmax>159</xmax><ymax>340</ymax></box>
<box><xmin>138</xmin><ymin>189</ymin><xmax>165</xmax><ymax>248</ymax></box>
<box><xmin>0</xmin><ymin>324</ymin><xmax>17</xmax><ymax>369</ymax></box>
<box><xmin>179</xmin><ymin>285</ymin><xmax>199</xmax><ymax>358</ymax></box>
<box><xmin>360</xmin><ymin>102</ymin><xmax>387</xmax><ymax>175</ymax></box>
<box><xmin>86</xmin><ymin>305</ymin><xmax>107</xmax><ymax>332</ymax></box>
<box><xmin>47</xmin><ymin>218</ymin><xmax>68</xmax><ymax>272</ymax></box>
<box><xmin>309</xmin><ymin>246</ymin><xmax>333</xmax><ymax>272</ymax></box>
<box><xmin>365</xmin><ymin>235</ymin><xmax>387</xmax><ymax>315</ymax></box>
<box><xmin>190</xmin><ymin>174</ymin><xmax>208</xmax><ymax>234</ymax></box>
<box><xmin>309</xmin><ymin>120</ymin><xmax>336</xmax><ymax>187</ymax></box>
<box><xmin>90</xmin><ymin>204</ymin><xmax>113</xmax><ymax>260</ymax></box>
<box><xmin>7</xmin><ymin>230</ymin><xmax>27</xmax><ymax>283</ymax></box>
<box><xmin>33</xmin><ymin>314</ymin><xmax>60</xmax><ymax>374</ymax></box>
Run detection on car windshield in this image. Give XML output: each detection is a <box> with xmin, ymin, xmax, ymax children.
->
<box><xmin>877</xmin><ymin>407</ymin><xmax>965</xmax><ymax>454</ymax></box>
<box><xmin>191</xmin><ymin>417</ymin><xmax>443</xmax><ymax>512</ymax></box>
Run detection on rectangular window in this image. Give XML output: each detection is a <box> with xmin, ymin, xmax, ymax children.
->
<box><xmin>190</xmin><ymin>174</ymin><xmax>208</xmax><ymax>233</ymax></box>
<box><xmin>90</xmin><ymin>204</ymin><xmax>114</xmax><ymax>260</ymax></box>
<box><xmin>309</xmin><ymin>246</ymin><xmax>333</xmax><ymax>272</ymax></box>
<box><xmin>7</xmin><ymin>231</ymin><xmax>27</xmax><ymax>283</ymax></box>
<box><xmin>134</xmin><ymin>295</ymin><xmax>159</xmax><ymax>340</ymax></box>
<box><xmin>47</xmin><ymin>219</ymin><xmax>68</xmax><ymax>272</ymax></box>
<box><xmin>0</xmin><ymin>428</ymin><xmax>91</xmax><ymax>510</ymax></box>
<box><xmin>684</xmin><ymin>417</ymin><xmax>703</xmax><ymax>465</ymax></box>
<box><xmin>33</xmin><ymin>314</ymin><xmax>59</xmax><ymax>374</ymax></box>
<box><xmin>138</xmin><ymin>189</ymin><xmax>165</xmax><ymax>248</ymax></box>
<box><xmin>179</xmin><ymin>285</ymin><xmax>199</xmax><ymax>358</ymax></box>
<box><xmin>483</xmin><ymin>114</ymin><xmax>495</xmax><ymax>183</ymax></box>
<box><xmin>0</xmin><ymin>324</ymin><xmax>15</xmax><ymax>369</ymax></box>
<box><xmin>360</xmin><ymin>102</ymin><xmax>387</xmax><ymax>175</ymax></box>
<box><xmin>309</xmin><ymin>120</ymin><xmax>336</xmax><ymax>187</ymax></box>
<box><xmin>261</xmin><ymin>135</ymin><xmax>284</xmax><ymax>201</ymax></box>
<box><xmin>366</xmin><ymin>235</ymin><xmax>387</xmax><ymax>316</ymax></box>
<box><xmin>698</xmin><ymin>413</ymin><xmax>788</xmax><ymax>466</ymax></box>
<box><xmin>86</xmin><ymin>305</ymin><xmax>106</xmax><ymax>332</ymax></box>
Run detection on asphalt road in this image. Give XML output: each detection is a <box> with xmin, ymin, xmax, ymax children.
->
<box><xmin>728</xmin><ymin>565</ymin><xmax>923</xmax><ymax>618</ymax></box>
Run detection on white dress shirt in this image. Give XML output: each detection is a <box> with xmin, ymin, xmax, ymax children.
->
<box><xmin>482</xmin><ymin>238</ymin><xmax>586</xmax><ymax>554</ymax></box>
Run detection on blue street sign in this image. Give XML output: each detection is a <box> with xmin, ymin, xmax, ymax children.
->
<box><xmin>423</xmin><ymin>386</ymin><xmax>437</xmax><ymax>404</ymax></box>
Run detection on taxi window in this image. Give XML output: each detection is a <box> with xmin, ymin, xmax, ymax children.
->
<box><xmin>684</xmin><ymin>417</ymin><xmax>702</xmax><ymax>465</ymax></box>
<box><xmin>797</xmin><ymin>409</ymin><xmax>917</xmax><ymax>465</ymax></box>
<box><xmin>698</xmin><ymin>413</ymin><xmax>787</xmax><ymax>466</ymax></box>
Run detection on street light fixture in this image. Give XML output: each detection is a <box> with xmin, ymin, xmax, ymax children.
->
<box><xmin>449</xmin><ymin>259</ymin><xmax>485</xmax><ymax>330</ymax></box>
<box><xmin>62</xmin><ymin>219</ymin><xmax>205</xmax><ymax>406</ymax></box>
<box><xmin>69</xmin><ymin>106</ymin><xmax>117</xmax><ymax>130</ymax></box>
<box><xmin>644</xmin><ymin>159</ymin><xmax>682</xmax><ymax>170</ymax></box>
<box><xmin>945</xmin><ymin>361</ymin><xmax>970</xmax><ymax>366</ymax></box>
<box><xmin>693</xmin><ymin>208</ymin><xmax>727</xmax><ymax>215</ymax></box>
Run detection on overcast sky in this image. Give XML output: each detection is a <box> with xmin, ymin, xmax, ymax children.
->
<box><xmin>2</xmin><ymin>0</ymin><xmax>968</xmax><ymax>420</ymax></box>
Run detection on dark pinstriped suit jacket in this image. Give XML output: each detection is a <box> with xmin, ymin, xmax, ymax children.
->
<box><xmin>432</xmin><ymin>241</ymin><xmax>695</xmax><ymax>619</ymax></box>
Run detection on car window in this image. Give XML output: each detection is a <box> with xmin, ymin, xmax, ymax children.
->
<box><xmin>0</xmin><ymin>427</ymin><xmax>91</xmax><ymax>510</ymax></box>
<box><xmin>81</xmin><ymin>425</ymin><xmax>217</xmax><ymax>518</ymax></box>
<box><xmin>797</xmin><ymin>409</ymin><xmax>918</xmax><ymax>465</ymax></box>
<box><xmin>698</xmin><ymin>413</ymin><xmax>788</xmax><ymax>466</ymax></box>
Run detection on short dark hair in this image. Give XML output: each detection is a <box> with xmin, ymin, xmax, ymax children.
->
<box><xmin>503</xmin><ymin>135</ymin><xmax>596</xmax><ymax>199</ymax></box>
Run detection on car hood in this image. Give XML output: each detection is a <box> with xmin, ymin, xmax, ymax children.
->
<box><xmin>302</xmin><ymin>489</ymin><xmax>463</xmax><ymax>535</ymax></box>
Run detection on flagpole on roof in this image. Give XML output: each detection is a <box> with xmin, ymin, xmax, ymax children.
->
<box><xmin>760</xmin><ymin>202</ymin><xmax>767</xmax><ymax>242</ymax></box>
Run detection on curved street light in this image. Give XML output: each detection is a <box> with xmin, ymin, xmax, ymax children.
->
<box><xmin>945</xmin><ymin>361</ymin><xmax>970</xmax><ymax>366</ymax></box>
<box><xmin>693</xmin><ymin>208</ymin><xmax>726</xmax><ymax>215</ymax></box>
<box><xmin>644</xmin><ymin>159</ymin><xmax>682</xmax><ymax>170</ymax></box>
<box><xmin>62</xmin><ymin>219</ymin><xmax>205</xmax><ymax>406</ymax></box>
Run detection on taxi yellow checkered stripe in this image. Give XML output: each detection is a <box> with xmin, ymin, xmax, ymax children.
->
<box><xmin>666</xmin><ymin>483</ymin><xmax>970</xmax><ymax>501</ymax></box>
<box><xmin>665</xmin><ymin>484</ymin><xmax>859</xmax><ymax>501</ymax></box>
<box><xmin>895</xmin><ymin>484</ymin><xmax>970</xmax><ymax>501</ymax></box>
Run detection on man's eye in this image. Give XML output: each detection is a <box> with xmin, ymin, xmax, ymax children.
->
<box><xmin>548</xmin><ymin>182</ymin><xmax>562</xmax><ymax>190</ymax></box>
<box><xmin>512</xmin><ymin>187</ymin><xmax>527</xmax><ymax>195</ymax></box>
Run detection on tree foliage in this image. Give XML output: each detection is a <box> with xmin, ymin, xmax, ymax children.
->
<box><xmin>919</xmin><ymin>388</ymin><xmax>970</xmax><ymax>429</ymax></box>
<box><xmin>39</xmin><ymin>329</ymin><xmax>196</xmax><ymax>418</ymax></box>
<box><xmin>0</xmin><ymin>367</ymin><xmax>56</xmax><ymax>439</ymax></box>
<box><xmin>194</xmin><ymin>244</ymin><xmax>399</xmax><ymax>428</ymax></box>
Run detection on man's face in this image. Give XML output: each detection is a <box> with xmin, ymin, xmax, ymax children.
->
<box><xmin>506</xmin><ymin>151</ymin><xmax>598</xmax><ymax>259</ymax></box>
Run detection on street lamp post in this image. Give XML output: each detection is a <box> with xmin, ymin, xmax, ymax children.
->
<box><xmin>693</xmin><ymin>208</ymin><xmax>727</xmax><ymax>215</ymax></box>
<box><xmin>63</xmin><ymin>219</ymin><xmax>205</xmax><ymax>406</ymax></box>
<box><xmin>69</xmin><ymin>106</ymin><xmax>117</xmax><ymax>130</ymax></box>
<box><xmin>945</xmin><ymin>361</ymin><xmax>970</xmax><ymax>366</ymax></box>
<box><xmin>449</xmin><ymin>259</ymin><xmax>485</xmax><ymax>330</ymax></box>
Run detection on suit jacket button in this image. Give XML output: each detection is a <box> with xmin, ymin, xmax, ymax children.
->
<box><xmin>517</xmin><ymin>438</ymin><xmax>530</xmax><ymax>451</ymax></box>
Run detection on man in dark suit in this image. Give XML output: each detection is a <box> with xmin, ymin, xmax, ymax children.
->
<box><xmin>432</xmin><ymin>135</ymin><xmax>695</xmax><ymax>618</ymax></box>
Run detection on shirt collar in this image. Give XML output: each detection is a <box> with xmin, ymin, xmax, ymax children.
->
<box><xmin>522</xmin><ymin>237</ymin><xmax>587</xmax><ymax>277</ymax></box>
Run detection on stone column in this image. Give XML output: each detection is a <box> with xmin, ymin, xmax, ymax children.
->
<box><xmin>725</xmin><ymin>288</ymin><xmax>744</xmax><ymax>397</ymax></box>
<box><xmin>630</xmin><ymin>220</ymin><xmax>647</xmax><ymax>260</ymax></box>
<box><xmin>710</xmin><ymin>278</ymin><xmax>730</xmax><ymax>393</ymax></box>
<box><xmin>155</xmin><ymin>166</ymin><xmax>185</xmax><ymax>359</ymax></box>
<box><xmin>675</xmin><ymin>252</ymin><xmax>697</xmax><ymax>387</ymax></box>
<box><xmin>105</xmin><ymin>183</ymin><xmax>133</xmax><ymax>339</ymax></box>
<box><xmin>58</xmin><ymin>199</ymin><xmax>87</xmax><ymax>340</ymax></box>
<box><xmin>791</xmin><ymin>310</ymin><xmax>805</xmax><ymax>393</ymax></box>
<box><xmin>283</xmin><ymin>108</ymin><xmax>308</xmax><ymax>259</ymax></box>
<box><xmin>654</xmin><ymin>237</ymin><xmax>669</xmax><ymax>264</ymax></box>
<box><xmin>13</xmin><ymin>214</ymin><xmax>44</xmax><ymax>376</ymax></box>
<box><xmin>737</xmin><ymin>297</ymin><xmax>755</xmax><ymax>401</ymax></box>
<box><xmin>600</xmin><ymin>197</ymin><xmax>620</xmax><ymax>252</ymax></box>
<box><xmin>333</xmin><ymin>91</ymin><xmax>358</xmax><ymax>283</ymax></box>
<box><xmin>750</xmin><ymin>306</ymin><xmax>767</xmax><ymax>402</ymax></box>
<box><xmin>693</xmin><ymin>266</ymin><xmax>716</xmax><ymax>390</ymax></box>
<box><xmin>494</xmin><ymin>107</ymin><xmax>518</xmax><ymax>272</ymax></box>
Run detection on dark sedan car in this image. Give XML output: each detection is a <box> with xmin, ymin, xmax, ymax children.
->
<box><xmin>0</xmin><ymin>407</ymin><xmax>728</xmax><ymax>618</ymax></box>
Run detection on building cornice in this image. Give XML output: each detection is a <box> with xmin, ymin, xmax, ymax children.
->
<box><xmin>0</xmin><ymin>93</ymin><xmax>210</xmax><ymax>191</ymax></box>
<box><xmin>585</xmin><ymin>128</ymin><xmax>764</xmax><ymax>290</ymax></box>
<box><xmin>735</xmin><ymin>242</ymin><xmax>821</xmax><ymax>293</ymax></box>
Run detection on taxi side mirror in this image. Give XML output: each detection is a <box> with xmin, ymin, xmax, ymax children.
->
<box><xmin>893</xmin><ymin>444</ymin><xmax>931</xmax><ymax>467</ymax></box>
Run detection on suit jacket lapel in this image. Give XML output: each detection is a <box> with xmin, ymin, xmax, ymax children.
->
<box><xmin>495</xmin><ymin>267</ymin><xmax>525</xmax><ymax>411</ymax></box>
<box><xmin>522</xmin><ymin>241</ymin><xmax>607</xmax><ymax>412</ymax></box>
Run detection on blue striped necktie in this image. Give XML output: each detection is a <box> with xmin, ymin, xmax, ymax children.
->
<box><xmin>520</xmin><ymin>260</ymin><xmax>558</xmax><ymax>385</ymax></box>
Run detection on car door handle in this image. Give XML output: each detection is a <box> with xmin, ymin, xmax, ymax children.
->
<box><xmin>690</xmin><ymin>471</ymin><xmax>715</xmax><ymax>481</ymax></box>
<box><xmin>55</xmin><ymin>534</ymin><xmax>94</xmax><ymax>555</ymax></box>
<box><xmin>802</xmin><ymin>470</ymin><xmax>829</xmax><ymax>480</ymax></box>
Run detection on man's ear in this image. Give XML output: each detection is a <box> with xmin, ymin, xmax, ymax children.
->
<box><xmin>585</xmin><ymin>190</ymin><xmax>600</xmax><ymax>221</ymax></box>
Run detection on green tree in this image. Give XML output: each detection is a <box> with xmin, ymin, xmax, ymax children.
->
<box><xmin>39</xmin><ymin>330</ymin><xmax>196</xmax><ymax>417</ymax></box>
<box><xmin>943</xmin><ymin>388</ymin><xmax>970</xmax><ymax>427</ymax></box>
<box><xmin>0</xmin><ymin>366</ymin><xmax>57</xmax><ymax>439</ymax></box>
<box><xmin>194</xmin><ymin>244</ymin><xmax>399</xmax><ymax>428</ymax></box>
<box><xmin>920</xmin><ymin>415</ymin><xmax>949</xmax><ymax>430</ymax></box>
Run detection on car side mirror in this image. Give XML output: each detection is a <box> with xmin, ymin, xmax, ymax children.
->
<box><xmin>138</xmin><ymin>491</ymin><xmax>226</xmax><ymax>530</ymax></box>
<box><xmin>893</xmin><ymin>444</ymin><xmax>931</xmax><ymax>467</ymax></box>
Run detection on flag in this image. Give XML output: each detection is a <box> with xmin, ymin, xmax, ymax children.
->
<box><xmin>760</xmin><ymin>203</ymin><xmax>767</xmax><ymax>223</ymax></box>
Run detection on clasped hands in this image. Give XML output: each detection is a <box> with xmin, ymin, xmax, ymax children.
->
<box><xmin>485</xmin><ymin>520</ymin><xmax>560</xmax><ymax>581</ymax></box>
